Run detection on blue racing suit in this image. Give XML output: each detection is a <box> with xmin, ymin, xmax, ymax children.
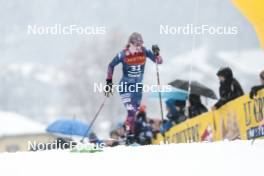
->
<box><xmin>106</xmin><ymin>47</ymin><xmax>162</xmax><ymax>131</ymax></box>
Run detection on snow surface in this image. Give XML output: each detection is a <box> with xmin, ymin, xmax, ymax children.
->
<box><xmin>0</xmin><ymin>140</ymin><xmax>263</xmax><ymax>176</ymax></box>
<box><xmin>0</xmin><ymin>111</ymin><xmax>45</xmax><ymax>136</ymax></box>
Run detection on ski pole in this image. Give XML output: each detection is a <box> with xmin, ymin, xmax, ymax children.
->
<box><xmin>81</xmin><ymin>97</ymin><xmax>108</xmax><ymax>142</ymax></box>
<box><xmin>155</xmin><ymin>57</ymin><xmax>165</xmax><ymax>134</ymax></box>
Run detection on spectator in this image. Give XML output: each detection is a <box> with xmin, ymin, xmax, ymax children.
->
<box><xmin>249</xmin><ymin>70</ymin><xmax>264</xmax><ymax>99</ymax></box>
<box><xmin>249</xmin><ymin>70</ymin><xmax>264</xmax><ymax>127</ymax></box>
<box><xmin>165</xmin><ymin>99</ymin><xmax>178</xmax><ymax>124</ymax></box>
<box><xmin>88</xmin><ymin>132</ymin><xmax>102</xmax><ymax>145</ymax></box>
<box><xmin>165</xmin><ymin>99</ymin><xmax>186</xmax><ymax>125</ymax></box>
<box><xmin>212</xmin><ymin>67</ymin><xmax>244</xmax><ymax>110</ymax></box>
<box><xmin>110</xmin><ymin>130</ymin><xmax>119</xmax><ymax>140</ymax></box>
<box><xmin>116</xmin><ymin>123</ymin><xmax>126</xmax><ymax>140</ymax></box>
<box><xmin>108</xmin><ymin>130</ymin><xmax>120</xmax><ymax>147</ymax></box>
<box><xmin>188</xmin><ymin>94</ymin><xmax>208</xmax><ymax>118</ymax></box>
<box><xmin>160</xmin><ymin>119</ymin><xmax>173</xmax><ymax>134</ymax></box>
<box><xmin>174</xmin><ymin>100</ymin><xmax>187</xmax><ymax>124</ymax></box>
<box><xmin>149</xmin><ymin>119</ymin><xmax>161</xmax><ymax>138</ymax></box>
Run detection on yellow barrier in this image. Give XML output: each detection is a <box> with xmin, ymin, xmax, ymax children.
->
<box><xmin>152</xmin><ymin>89</ymin><xmax>264</xmax><ymax>144</ymax></box>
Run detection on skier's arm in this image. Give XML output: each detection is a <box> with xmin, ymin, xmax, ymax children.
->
<box><xmin>105</xmin><ymin>52</ymin><xmax>123</xmax><ymax>97</ymax></box>
<box><xmin>144</xmin><ymin>47</ymin><xmax>163</xmax><ymax>64</ymax></box>
<box><xmin>106</xmin><ymin>52</ymin><xmax>123</xmax><ymax>80</ymax></box>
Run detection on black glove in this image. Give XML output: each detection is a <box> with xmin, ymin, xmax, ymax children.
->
<box><xmin>104</xmin><ymin>79</ymin><xmax>113</xmax><ymax>97</ymax></box>
<box><xmin>152</xmin><ymin>45</ymin><xmax>160</xmax><ymax>56</ymax></box>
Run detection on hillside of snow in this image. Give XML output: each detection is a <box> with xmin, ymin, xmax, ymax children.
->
<box><xmin>0</xmin><ymin>111</ymin><xmax>45</xmax><ymax>136</ymax></box>
<box><xmin>1</xmin><ymin>140</ymin><xmax>263</xmax><ymax>176</ymax></box>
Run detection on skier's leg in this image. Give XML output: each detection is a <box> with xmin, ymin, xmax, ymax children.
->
<box><xmin>127</xmin><ymin>83</ymin><xmax>143</xmax><ymax>132</ymax></box>
<box><xmin>119</xmin><ymin>91</ymin><xmax>136</xmax><ymax>131</ymax></box>
<box><xmin>128</xmin><ymin>87</ymin><xmax>143</xmax><ymax>144</ymax></box>
<box><xmin>134</xmin><ymin>84</ymin><xmax>143</xmax><ymax>108</ymax></box>
<box><xmin>119</xmin><ymin>83</ymin><xmax>143</xmax><ymax>144</ymax></box>
<box><xmin>125</xmin><ymin>106</ymin><xmax>137</xmax><ymax>132</ymax></box>
<box><xmin>118</xmin><ymin>91</ymin><xmax>137</xmax><ymax>145</ymax></box>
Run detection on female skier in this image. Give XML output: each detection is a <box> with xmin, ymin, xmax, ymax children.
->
<box><xmin>104</xmin><ymin>32</ymin><xmax>163</xmax><ymax>141</ymax></box>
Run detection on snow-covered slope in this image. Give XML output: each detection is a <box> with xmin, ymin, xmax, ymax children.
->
<box><xmin>0</xmin><ymin>111</ymin><xmax>45</xmax><ymax>136</ymax></box>
<box><xmin>1</xmin><ymin>140</ymin><xmax>263</xmax><ymax>176</ymax></box>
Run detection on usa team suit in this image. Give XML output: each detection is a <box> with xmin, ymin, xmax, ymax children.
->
<box><xmin>106</xmin><ymin>47</ymin><xmax>163</xmax><ymax>131</ymax></box>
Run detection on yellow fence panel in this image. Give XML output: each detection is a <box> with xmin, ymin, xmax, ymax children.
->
<box><xmin>152</xmin><ymin>89</ymin><xmax>264</xmax><ymax>144</ymax></box>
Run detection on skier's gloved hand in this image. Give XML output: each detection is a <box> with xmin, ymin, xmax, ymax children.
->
<box><xmin>152</xmin><ymin>45</ymin><xmax>160</xmax><ymax>56</ymax></box>
<box><xmin>104</xmin><ymin>79</ymin><xmax>113</xmax><ymax>97</ymax></box>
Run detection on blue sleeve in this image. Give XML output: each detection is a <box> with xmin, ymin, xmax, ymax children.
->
<box><xmin>106</xmin><ymin>51</ymin><xmax>124</xmax><ymax>80</ymax></box>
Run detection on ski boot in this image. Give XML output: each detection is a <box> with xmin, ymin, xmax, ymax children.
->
<box><xmin>124</xmin><ymin>119</ymin><xmax>136</xmax><ymax>145</ymax></box>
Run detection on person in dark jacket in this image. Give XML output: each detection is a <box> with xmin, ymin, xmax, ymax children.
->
<box><xmin>165</xmin><ymin>99</ymin><xmax>186</xmax><ymax>125</ymax></box>
<box><xmin>212</xmin><ymin>67</ymin><xmax>244</xmax><ymax>110</ymax></box>
<box><xmin>249</xmin><ymin>70</ymin><xmax>264</xmax><ymax>99</ymax></box>
<box><xmin>165</xmin><ymin>99</ymin><xmax>178</xmax><ymax>124</ymax></box>
<box><xmin>174</xmin><ymin>100</ymin><xmax>187</xmax><ymax>123</ymax></box>
<box><xmin>188</xmin><ymin>94</ymin><xmax>208</xmax><ymax>118</ymax></box>
<box><xmin>249</xmin><ymin>70</ymin><xmax>264</xmax><ymax>127</ymax></box>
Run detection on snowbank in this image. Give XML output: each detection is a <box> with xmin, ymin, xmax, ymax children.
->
<box><xmin>0</xmin><ymin>140</ymin><xmax>263</xmax><ymax>176</ymax></box>
<box><xmin>0</xmin><ymin>111</ymin><xmax>45</xmax><ymax>136</ymax></box>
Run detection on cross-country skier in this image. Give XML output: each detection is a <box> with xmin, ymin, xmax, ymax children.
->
<box><xmin>104</xmin><ymin>32</ymin><xmax>163</xmax><ymax>142</ymax></box>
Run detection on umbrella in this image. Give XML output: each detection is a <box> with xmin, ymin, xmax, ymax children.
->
<box><xmin>46</xmin><ymin>119</ymin><xmax>89</xmax><ymax>137</ymax></box>
<box><xmin>149</xmin><ymin>87</ymin><xmax>188</xmax><ymax>101</ymax></box>
<box><xmin>169</xmin><ymin>79</ymin><xmax>217</xmax><ymax>99</ymax></box>
<box><xmin>232</xmin><ymin>0</ymin><xmax>264</xmax><ymax>49</ymax></box>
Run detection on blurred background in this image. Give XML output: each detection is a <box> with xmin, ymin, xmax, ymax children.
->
<box><xmin>0</xmin><ymin>0</ymin><xmax>263</xmax><ymax>140</ymax></box>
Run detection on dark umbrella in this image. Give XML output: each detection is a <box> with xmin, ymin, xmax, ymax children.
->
<box><xmin>46</xmin><ymin>119</ymin><xmax>90</xmax><ymax>137</ymax></box>
<box><xmin>169</xmin><ymin>79</ymin><xmax>217</xmax><ymax>99</ymax></box>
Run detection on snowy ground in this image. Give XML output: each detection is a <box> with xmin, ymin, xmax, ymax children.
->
<box><xmin>1</xmin><ymin>140</ymin><xmax>263</xmax><ymax>176</ymax></box>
